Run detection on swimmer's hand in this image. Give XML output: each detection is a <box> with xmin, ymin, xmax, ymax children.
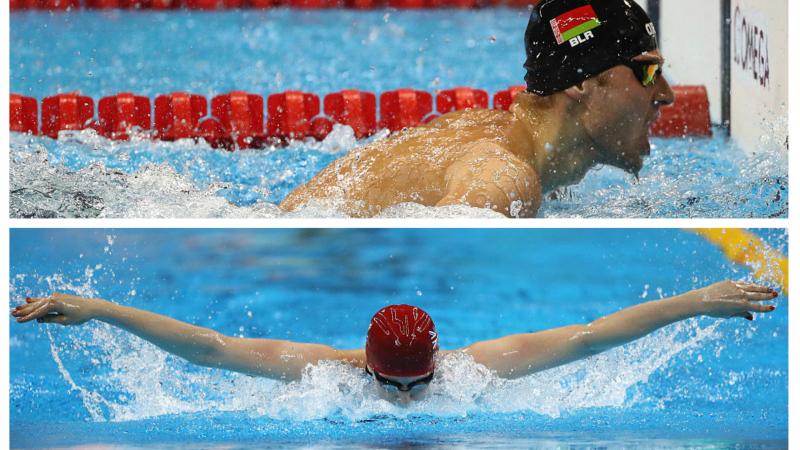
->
<box><xmin>694</xmin><ymin>280</ymin><xmax>778</xmax><ymax>321</ymax></box>
<box><xmin>11</xmin><ymin>293</ymin><xmax>99</xmax><ymax>326</ymax></box>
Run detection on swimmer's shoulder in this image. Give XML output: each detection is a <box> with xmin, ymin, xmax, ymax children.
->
<box><xmin>446</xmin><ymin>140</ymin><xmax>542</xmax><ymax>216</ymax></box>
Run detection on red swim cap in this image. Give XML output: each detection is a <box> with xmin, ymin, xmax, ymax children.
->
<box><xmin>366</xmin><ymin>304</ymin><xmax>438</xmax><ymax>378</ymax></box>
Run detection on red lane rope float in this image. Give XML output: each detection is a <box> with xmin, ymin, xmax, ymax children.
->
<box><xmin>379</xmin><ymin>89</ymin><xmax>434</xmax><ymax>130</ymax></box>
<box><xmin>437</xmin><ymin>87</ymin><xmax>489</xmax><ymax>114</ymax></box>
<box><xmin>324</xmin><ymin>89</ymin><xmax>376</xmax><ymax>139</ymax></box>
<box><xmin>154</xmin><ymin>92</ymin><xmax>207</xmax><ymax>141</ymax></box>
<box><xmin>12</xmin><ymin>0</ymin><xmax>80</xmax><ymax>10</ymax></box>
<box><xmin>209</xmin><ymin>91</ymin><xmax>266</xmax><ymax>147</ymax></box>
<box><xmin>9</xmin><ymin>85</ymin><xmax>713</xmax><ymax>150</ymax></box>
<box><xmin>11</xmin><ymin>0</ymin><xmax>538</xmax><ymax>9</ymax></box>
<box><xmin>41</xmin><ymin>93</ymin><xmax>94</xmax><ymax>139</ymax></box>
<box><xmin>492</xmin><ymin>85</ymin><xmax>526</xmax><ymax>111</ymax></box>
<box><xmin>10</xmin><ymin>94</ymin><xmax>39</xmax><ymax>135</ymax></box>
<box><xmin>267</xmin><ymin>90</ymin><xmax>320</xmax><ymax>143</ymax></box>
<box><xmin>96</xmin><ymin>92</ymin><xmax>151</xmax><ymax>140</ymax></box>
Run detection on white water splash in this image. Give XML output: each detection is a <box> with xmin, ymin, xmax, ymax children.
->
<box><xmin>482</xmin><ymin>320</ymin><xmax>721</xmax><ymax>417</ymax></box>
<box><xmin>316</xmin><ymin>123</ymin><xmax>363</xmax><ymax>154</ymax></box>
<box><xmin>377</xmin><ymin>202</ymin><xmax>505</xmax><ymax>219</ymax></box>
<box><xmin>46</xmin><ymin>327</ymin><xmax>113</xmax><ymax>421</ymax></box>
<box><xmin>10</xmin><ymin>148</ymin><xmax>284</xmax><ymax>218</ymax></box>
<box><xmin>539</xmin><ymin>132</ymin><xmax>787</xmax><ymax>218</ymax></box>
<box><xmin>10</xmin><ymin>135</ymin><xmax>498</xmax><ymax>219</ymax></box>
<box><xmin>11</xmin><ymin>126</ymin><xmax>788</xmax><ymax>219</ymax></box>
<box><xmin>15</xmin><ymin>264</ymin><xmax>728</xmax><ymax>423</ymax></box>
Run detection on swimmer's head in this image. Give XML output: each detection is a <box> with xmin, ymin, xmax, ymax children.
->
<box><xmin>365</xmin><ymin>304</ymin><xmax>438</xmax><ymax>378</ymax></box>
<box><xmin>523</xmin><ymin>0</ymin><xmax>674</xmax><ymax>175</ymax></box>
<box><xmin>524</xmin><ymin>0</ymin><xmax>658</xmax><ymax>96</ymax></box>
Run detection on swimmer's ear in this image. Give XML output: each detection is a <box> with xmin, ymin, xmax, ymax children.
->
<box><xmin>563</xmin><ymin>81</ymin><xmax>590</xmax><ymax>102</ymax></box>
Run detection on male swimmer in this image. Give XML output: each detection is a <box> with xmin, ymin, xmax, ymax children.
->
<box><xmin>280</xmin><ymin>0</ymin><xmax>675</xmax><ymax>217</ymax></box>
<box><xmin>13</xmin><ymin>281</ymin><xmax>778</xmax><ymax>404</ymax></box>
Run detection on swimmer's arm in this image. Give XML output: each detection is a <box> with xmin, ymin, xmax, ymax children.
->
<box><xmin>194</xmin><ymin>339</ymin><xmax>364</xmax><ymax>381</ymax></box>
<box><xmin>463</xmin><ymin>281</ymin><xmax>777</xmax><ymax>379</ymax></box>
<box><xmin>437</xmin><ymin>145</ymin><xmax>541</xmax><ymax>218</ymax></box>
<box><xmin>12</xmin><ymin>293</ymin><xmax>358</xmax><ymax>381</ymax></box>
<box><xmin>14</xmin><ymin>293</ymin><xmax>236</xmax><ymax>367</ymax></box>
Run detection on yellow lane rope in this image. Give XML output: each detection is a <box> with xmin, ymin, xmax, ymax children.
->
<box><xmin>691</xmin><ymin>229</ymin><xmax>788</xmax><ymax>294</ymax></box>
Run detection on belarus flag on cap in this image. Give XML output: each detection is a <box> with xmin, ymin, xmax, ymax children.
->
<box><xmin>550</xmin><ymin>4</ymin><xmax>602</xmax><ymax>45</ymax></box>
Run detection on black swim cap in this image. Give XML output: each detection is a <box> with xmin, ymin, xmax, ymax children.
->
<box><xmin>524</xmin><ymin>0</ymin><xmax>658</xmax><ymax>96</ymax></box>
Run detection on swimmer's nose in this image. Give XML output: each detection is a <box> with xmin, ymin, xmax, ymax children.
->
<box><xmin>396</xmin><ymin>391</ymin><xmax>412</xmax><ymax>404</ymax></box>
<box><xmin>654</xmin><ymin>75</ymin><xmax>675</xmax><ymax>107</ymax></box>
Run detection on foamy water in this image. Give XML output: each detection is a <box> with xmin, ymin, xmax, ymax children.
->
<box><xmin>10</xmin><ymin>124</ymin><xmax>787</xmax><ymax>218</ymax></box>
<box><xmin>55</xmin><ymin>322</ymin><xmax>720</xmax><ymax>423</ymax></box>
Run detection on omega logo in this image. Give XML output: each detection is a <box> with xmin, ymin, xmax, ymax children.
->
<box><xmin>733</xmin><ymin>5</ymin><xmax>770</xmax><ymax>88</ymax></box>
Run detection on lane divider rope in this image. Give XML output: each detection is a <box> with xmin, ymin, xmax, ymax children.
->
<box><xmin>11</xmin><ymin>85</ymin><xmax>712</xmax><ymax>149</ymax></box>
<box><xmin>691</xmin><ymin>229</ymin><xmax>789</xmax><ymax>294</ymax></box>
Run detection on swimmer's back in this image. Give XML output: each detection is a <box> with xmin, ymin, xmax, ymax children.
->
<box><xmin>280</xmin><ymin>108</ymin><xmax>523</xmax><ymax>216</ymax></box>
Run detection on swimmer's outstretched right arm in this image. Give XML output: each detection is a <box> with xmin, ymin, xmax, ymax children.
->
<box><xmin>11</xmin><ymin>293</ymin><xmax>359</xmax><ymax>381</ymax></box>
<box><xmin>463</xmin><ymin>281</ymin><xmax>779</xmax><ymax>379</ymax></box>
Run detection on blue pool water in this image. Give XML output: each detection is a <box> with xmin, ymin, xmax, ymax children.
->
<box><xmin>9</xmin><ymin>10</ymin><xmax>788</xmax><ymax>218</ymax></box>
<box><xmin>9</xmin><ymin>229</ymin><xmax>788</xmax><ymax>448</ymax></box>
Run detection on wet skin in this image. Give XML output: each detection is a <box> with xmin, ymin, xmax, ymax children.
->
<box><xmin>280</xmin><ymin>51</ymin><xmax>674</xmax><ymax>218</ymax></box>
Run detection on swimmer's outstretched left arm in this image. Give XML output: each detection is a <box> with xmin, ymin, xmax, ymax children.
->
<box><xmin>11</xmin><ymin>293</ymin><xmax>361</xmax><ymax>381</ymax></box>
<box><xmin>462</xmin><ymin>281</ymin><xmax>779</xmax><ymax>379</ymax></box>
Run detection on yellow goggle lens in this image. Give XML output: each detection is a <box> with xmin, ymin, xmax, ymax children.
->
<box><xmin>642</xmin><ymin>64</ymin><xmax>660</xmax><ymax>86</ymax></box>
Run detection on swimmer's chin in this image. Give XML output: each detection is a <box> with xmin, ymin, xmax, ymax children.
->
<box><xmin>626</xmin><ymin>143</ymin><xmax>649</xmax><ymax>176</ymax></box>
<box><xmin>605</xmin><ymin>153</ymin><xmax>644</xmax><ymax>177</ymax></box>
<box><xmin>627</xmin><ymin>160</ymin><xmax>644</xmax><ymax>180</ymax></box>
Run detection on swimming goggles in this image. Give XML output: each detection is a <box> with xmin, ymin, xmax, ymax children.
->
<box><xmin>622</xmin><ymin>60</ymin><xmax>662</xmax><ymax>87</ymax></box>
<box><xmin>365</xmin><ymin>366</ymin><xmax>434</xmax><ymax>393</ymax></box>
